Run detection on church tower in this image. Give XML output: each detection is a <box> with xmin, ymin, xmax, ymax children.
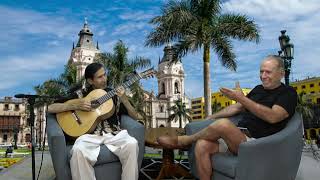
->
<box><xmin>157</xmin><ymin>44</ymin><xmax>185</xmax><ymax>101</ymax></box>
<box><xmin>147</xmin><ymin>44</ymin><xmax>190</xmax><ymax>128</ymax></box>
<box><xmin>68</xmin><ymin>19</ymin><xmax>100</xmax><ymax>81</ymax></box>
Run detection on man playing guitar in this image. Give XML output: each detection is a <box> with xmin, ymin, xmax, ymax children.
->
<box><xmin>48</xmin><ymin>62</ymin><xmax>141</xmax><ymax>180</ymax></box>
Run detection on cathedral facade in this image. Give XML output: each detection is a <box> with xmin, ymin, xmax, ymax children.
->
<box><xmin>143</xmin><ymin>45</ymin><xmax>191</xmax><ymax>128</ymax></box>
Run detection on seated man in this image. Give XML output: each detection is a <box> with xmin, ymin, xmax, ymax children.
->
<box><xmin>157</xmin><ymin>55</ymin><xmax>297</xmax><ymax>180</ymax></box>
<box><xmin>48</xmin><ymin>63</ymin><xmax>141</xmax><ymax>180</ymax></box>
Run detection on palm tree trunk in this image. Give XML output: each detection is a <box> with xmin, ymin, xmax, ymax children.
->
<box><xmin>203</xmin><ymin>44</ymin><xmax>212</xmax><ymax>117</ymax></box>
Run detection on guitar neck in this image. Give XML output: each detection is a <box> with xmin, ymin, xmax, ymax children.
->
<box><xmin>96</xmin><ymin>74</ymin><xmax>141</xmax><ymax>104</ymax></box>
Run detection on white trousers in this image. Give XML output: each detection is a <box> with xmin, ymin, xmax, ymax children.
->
<box><xmin>70</xmin><ymin>130</ymin><xmax>139</xmax><ymax>180</ymax></box>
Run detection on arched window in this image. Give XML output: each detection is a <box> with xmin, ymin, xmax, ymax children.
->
<box><xmin>174</xmin><ymin>82</ymin><xmax>180</xmax><ymax>94</ymax></box>
<box><xmin>162</xmin><ymin>82</ymin><xmax>165</xmax><ymax>95</ymax></box>
<box><xmin>160</xmin><ymin>105</ymin><xmax>164</xmax><ymax>112</ymax></box>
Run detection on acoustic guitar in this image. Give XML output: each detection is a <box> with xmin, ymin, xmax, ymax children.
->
<box><xmin>56</xmin><ymin>68</ymin><xmax>155</xmax><ymax>138</ymax></box>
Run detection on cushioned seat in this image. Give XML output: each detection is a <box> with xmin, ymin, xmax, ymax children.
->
<box><xmin>186</xmin><ymin>112</ymin><xmax>303</xmax><ymax>180</ymax></box>
<box><xmin>212</xmin><ymin>153</ymin><xmax>237</xmax><ymax>178</ymax></box>
<box><xmin>47</xmin><ymin>113</ymin><xmax>145</xmax><ymax>180</ymax></box>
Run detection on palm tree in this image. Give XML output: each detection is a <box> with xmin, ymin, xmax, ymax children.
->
<box><xmin>145</xmin><ymin>0</ymin><xmax>260</xmax><ymax>117</ymax></box>
<box><xmin>167</xmin><ymin>98</ymin><xmax>193</xmax><ymax>128</ymax></box>
<box><xmin>211</xmin><ymin>100</ymin><xmax>222</xmax><ymax>113</ymax></box>
<box><xmin>94</xmin><ymin>40</ymin><xmax>151</xmax><ymax>119</ymax></box>
<box><xmin>34</xmin><ymin>64</ymin><xmax>79</xmax><ymax>104</ymax></box>
<box><xmin>296</xmin><ymin>92</ymin><xmax>314</xmax><ymax>132</ymax></box>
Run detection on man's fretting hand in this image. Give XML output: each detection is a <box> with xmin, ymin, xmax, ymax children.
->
<box><xmin>115</xmin><ymin>86</ymin><xmax>125</xmax><ymax>98</ymax></box>
<box><xmin>75</xmin><ymin>99</ymin><xmax>92</xmax><ymax>111</ymax></box>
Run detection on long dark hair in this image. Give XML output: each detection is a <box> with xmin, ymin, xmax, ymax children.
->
<box><xmin>85</xmin><ymin>62</ymin><xmax>104</xmax><ymax>80</ymax></box>
<box><xmin>83</xmin><ymin>63</ymin><xmax>104</xmax><ymax>95</ymax></box>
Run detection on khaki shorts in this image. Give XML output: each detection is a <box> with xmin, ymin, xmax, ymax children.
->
<box><xmin>218</xmin><ymin>136</ymin><xmax>255</xmax><ymax>153</ymax></box>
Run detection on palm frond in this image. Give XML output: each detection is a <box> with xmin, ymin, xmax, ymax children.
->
<box><xmin>211</xmin><ymin>34</ymin><xmax>237</xmax><ymax>71</ymax></box>
<box><xmin>217</xmin><ymin>14</ymin><xmax>260</xmax><ymax>43</ymax></box>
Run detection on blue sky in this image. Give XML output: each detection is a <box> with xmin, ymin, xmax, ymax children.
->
<box><xmin>0</xmin><ymin>0</ymin><xmax>319</xmax><ymax>99</ymax></box>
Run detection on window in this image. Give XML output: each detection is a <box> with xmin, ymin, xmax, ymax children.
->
<box><xmin>192</xmin><ymin>105</ymin><xmax>201</xmax><ymax>109</ymax></box>
<box><xmin>311</xmin><ymin>91</ymin><xmax>315</xmax><ymax>94</ymax></box>
<box><xmin>162</xmin><ymin>83</ymin><xmax>165</xmax><ymax>95</ymax></box>
<box><xmin>174</xmin><ymin>82</ymin><xmax>180</xmax><ymax>94</ymax></box>
<box><xmin>301</xmin><ymin>85</ymin><xmax>306</xmax><ymax>89</ymax></box>
<box><xmin>310</xmin><ymin>84</ymin><xmax>314</xmax><ymax>88</ymax></box>
<box><xmin>193</xmin><ymin>110</ymin><xmax>202</xmax><ymax>114</ymax></box>
<box><xmin>193</xmin><ymin>116</ymin><xmax>202</xmax><ymax>119</ymax></box>
<box><xmin>192</xmin><ymin>100</ymin><xmax>201</xmax><ymax>104</ymax></box>
<box><xmin>3</xmin><ymin>134</ymin><xmax>7</xmax><ymax>142</ymax></box>
<box><xmin>160</xmin><ymin>105</ymin><xmax>164</xmax><ymax>113</ymax></box>
<box><xmin>14</xmin><ymin>104</ymin><xmax>19</xmax><ymax>111</ymax></box>
<box><xmin>25</xmin><ymin>134</ymin><xmax>31</xmax><ymax>142</ymax></box>
<box><xmin>317</xmin><ymin>98</ymin><xmax>320</xmax><ymax>104</ymax></box>
<box><xmin>4</xmin><ymin>104</ymin><xmax>9</xmax><ymax>111</ymax></box>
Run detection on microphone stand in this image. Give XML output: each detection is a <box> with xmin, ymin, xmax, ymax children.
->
<box><xmin>15</xmin><ymin>93</ymin><xmax>60</xmax><ymax>180</ymax></box>
<box><xmin>27</xmin><ymin>96</ymin><xmax>36</xmax><ymax>180</ymax></box>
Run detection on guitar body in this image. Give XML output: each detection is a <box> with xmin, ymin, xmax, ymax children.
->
<box><xmin>56</xmin><ymin>89</ymin><xmax>115</xmax><ymax>138</ymax></box>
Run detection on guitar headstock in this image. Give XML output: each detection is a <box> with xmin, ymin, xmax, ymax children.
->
<box><xmin>139</xmin><ymin>67</ymin><xmax>156</xmax><ymax>79</ymax></box>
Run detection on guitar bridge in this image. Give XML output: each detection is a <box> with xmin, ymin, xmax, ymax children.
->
<box><xmin>71</xmin><ymin>111</ymin><xmax>82</xmax><ymax>124</ymax></box>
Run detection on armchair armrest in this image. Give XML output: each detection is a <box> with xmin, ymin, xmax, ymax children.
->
<box><xmin>120</xmin><ymin>115</ymin><xmax>145</xmax><ymax>169</ymax></box>
<box><xmin>185</xmin><ymin>120</ymin><xmax>213</xmax><ymax>135</ymax></box>
<box><xmin>46</xmin><ymin>113</ymin><xmax>71</xmax><ymax>180</ymax></box>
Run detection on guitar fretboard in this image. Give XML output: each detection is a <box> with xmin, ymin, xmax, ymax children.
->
<box><xmin>94</xmin><ymin>74</ymin><xmax>141</xmax><ymax>105</ymax></box>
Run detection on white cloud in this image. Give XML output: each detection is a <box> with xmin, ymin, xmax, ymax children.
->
<box><xmin>119</xmin><ymin>10</ymin><xmax>155</xmax><ymax>21</ymax></box>
<box><xmin>223</xmin><ymin>0</ymin><xmax>320</xmax><ymax>22</ymax></box>
<box><xmin>220</xmin><ymin>0</ymin><xmax>320</xmax><ymax>84</ymax></box>
<box><xmin>112</xmin><ymin>21</ymin><xmax>150</xmax><ymax>35</ymax></box>
<box><xmin>0</xmin><ymin>6</ymin><xmax>78</xmax><ymax>38</ymax></box>
<box><xmin>0</xmin><ymin>48</ymin><xmax>68</xmax><ymax>92</ymax></box>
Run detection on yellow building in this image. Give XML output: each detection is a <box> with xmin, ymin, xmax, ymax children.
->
<box><xmin>191</xmin><ymin>97</ymin><xmax>205</xmax><ymax>120</ymax></box>
<box><xmin>290</xmin><ymin>76</ymin><xmax>320</xmax><ymax>140</ymax></box>
<box><xmin>290</xmin><ymin>76</ymin><xmax>320</xmax><ymax>104</ymax></box>
<box><xmin>191</xmin><ymin>88</ymin><xmax>251</xmax><ymax>121</ymax></box>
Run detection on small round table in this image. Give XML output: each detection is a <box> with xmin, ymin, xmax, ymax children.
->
<box><xmin>145</xmin><ymin>127</ymin><xmax>193</xmax><ymax>180</ymax></box>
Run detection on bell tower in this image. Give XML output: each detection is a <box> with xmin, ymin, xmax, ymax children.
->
<box><xmin>157</xmin><ymin>44</ymin><xmax>185</xmax><ymax>101</ymax></box>
<box><xmin>68</xmin><ymin>18</ymin><xmax>100</xmax><ymax>81</ymax></box>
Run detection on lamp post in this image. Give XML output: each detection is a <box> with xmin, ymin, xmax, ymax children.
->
<box><xmin>278</xmin><ymin>30</ymin><xmax>294</xmax><ymax>86</ymax></box>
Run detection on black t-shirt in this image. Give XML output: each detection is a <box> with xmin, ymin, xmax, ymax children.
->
<box><xmin>54</xmin><ymin>87</ymin><xmax>128</xmax><ymax>143</ymax></box>
<box><xmin>237</xmin><ymin>83</ymin><xmax>297</xmax><ymax>138</ymax></box>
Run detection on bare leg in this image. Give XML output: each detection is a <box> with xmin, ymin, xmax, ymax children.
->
<box><xmin>182</xmin><ymin>118</ymin><xmax>246</xmax><ymax>153</ymax></box>
<box><xmin>195</xmin><ymin>139</ymin><xmax>219</xmax><ymax>180</ymax></box>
